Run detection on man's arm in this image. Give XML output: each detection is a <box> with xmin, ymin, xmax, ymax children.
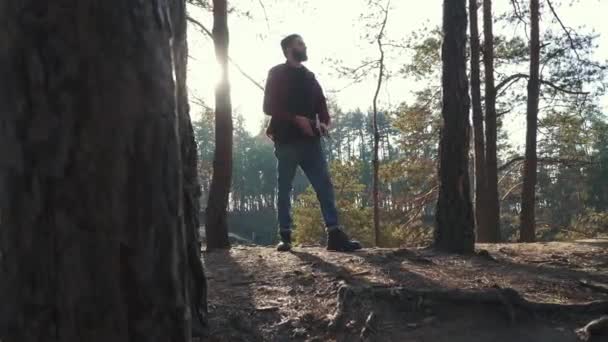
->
<box><xmin>263</xmin><ymin>69</ymin><xmax>292</xmax><ymax>121</ymax></box>
<box><xmin>316</xmin><ymin>82</ymin><xmax>331</xmax><ymax>125</ymax></box>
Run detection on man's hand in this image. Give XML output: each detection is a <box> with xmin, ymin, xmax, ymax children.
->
<box><xmin>293</xmin><ymin>115</ymin><xmax>315</xmax><ymax>137</ymax></box>
<box><xmin>319</xmin><ymin>122</ymin><xmax>330</xmax><ymax>136</ymax></box>
<box><xmin>265</xmin><ymin>122</ymin><xmax>275</xmax><ymax>141</ymax></box>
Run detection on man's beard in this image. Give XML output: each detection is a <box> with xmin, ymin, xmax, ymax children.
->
<box><xmin>293</xmin><ymin>50</ymin><xmax>308</xmax><ymax>62</ymax></box>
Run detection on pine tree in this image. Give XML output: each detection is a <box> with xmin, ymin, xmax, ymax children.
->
<box><xmin>435</xmin><ymin>0</ymin><xmax>476</xmax><ymax>254</ymax></box>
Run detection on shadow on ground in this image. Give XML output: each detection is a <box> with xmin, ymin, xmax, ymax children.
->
<box><xmin>201</xmin><ymin>249</ymin><xmax>273</xmax><ymax>342</ymax></box>
<box><xmin>196</xmin><ymin>245</ymin><xmax>607</xmax><ymax>342</ymax></box>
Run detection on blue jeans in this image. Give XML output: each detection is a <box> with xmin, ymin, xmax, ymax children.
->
<box><xmin>275</xmin><ymin>138</ymin><xmax>339</xmax><ymax>233</ymax></box>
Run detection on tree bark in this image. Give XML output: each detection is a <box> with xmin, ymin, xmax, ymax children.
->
<box><xmin>205</xmin><ymin>0</ymin><xmax>232</xmax><ymax>250</ymax></box>
<box><xmin>174</xmin><ymin>1</ymin><xmax>209</xmax><ymax>332</ymax></box>
<box><xmin>519</xmin><ymin>0</ymin><xmax>541</xmax><ymax>242</ymax></box>
<box><xmin>435</xmin><ymin>0</ymin><xmax>475</xmax><ymax>254</ymax></box>
<box><xmin>482</xmin><ymin>0</ymin><xmax>502</xmax><ymax>242</ymax></box>
<box><xmin>469</xmin><ymin>0</ymin><xmax>490</xmax><ymax>241</ymax></box>
<box><xmin>0</xmin><ymin>0</ymin><xmax>206</xmax><ymax>341</ymax></box>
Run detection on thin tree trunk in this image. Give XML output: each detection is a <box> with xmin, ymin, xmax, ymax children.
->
<box><xmin>372</xmin><ymin>1</ymin><xmax>390</xmax><ymax>247</ymax></box>
<box><xmin>469</xmin><ymin>0</ymin><xmax>490</xmax><ymax>240</ymax></box>
<box><xmin>205</xmin><ymin>0</ymin><xmax>232</xmax><ymax>250</ymax></box>
<box><xmin>372</xmin><ymin>60</ymin><xmax>383</xmax><ymax>247</ymax></box>
<box><xmin>435</xmin><ymin>0</ymin><xmax>476</xmax><ymax>254</ymax></box>
<box><xmin>519</xmin><ymin>0</ymin><xmax>541</xmax><ymax>242</ymax></box>
<box><xmin>0</xmin><ymin>0</ymin><xmax>205</xmax><ymax>340</ymax></box>
<box><xmin>482</xmin><ymin>0</ymin><xmax>502</xmax><ymax>242</ymax></box>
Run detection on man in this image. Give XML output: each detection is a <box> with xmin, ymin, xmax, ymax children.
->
<box><xmin>263</xmin><ymin>34</ymin><xmax>362</xmax><ymax>252</ymax></box>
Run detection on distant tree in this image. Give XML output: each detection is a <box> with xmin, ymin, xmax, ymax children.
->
<box><xmin>0</xmin><ymin>0</ymin><xmax>206</xmax><ymax>340</ymax></box>
<box><xmin>519</xmin><ymin>0</ymin><xmax>541</xmax><ymax>242</ymax></box>
<box><xmin>194</xmin><ymin>108</ymin><xmax>216</xmax><ymax>203</ymax></box>
<box><xmin>370</xmin><ymin>0</ymin><xmax>390</xmax><ymax>247</ymax></box>
<box><xmin>469</xmin><ymin>0</ymin><xmax>489</xmax><ymax>240</ymax></box>
<box><xmin>482</xmin><ymin>0</ymin><xmax>502</xmax><ymax>242</ymax></box>
<box><xmin>205</xmin><ymin>0</ymin><xmax>233</xmax><ymax>249</ymax></box>
<box><xmin>588</xmin><ymin>120</ymin><xmax>608</xmax><ymax>211</ymax></box>
<box><xmin>435</xmin><ymin>0</ymin><xmax>476</xmax><ymax>254</ymax></box>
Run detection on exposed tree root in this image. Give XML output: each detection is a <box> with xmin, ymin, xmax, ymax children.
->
<box><xmin>329</xmin><ymin>284</ymin><xmax>608</xmax><ymax>333</ymax></box>
<box><xmin>476</xmin><ymin>249</ymin><xmax>499</xmax><ymax>262</ymax></box>
<box><xmin>579</xmin><ymin>279</ymin><xmax>608</xmax><ymax>295</ymax></box>
<box><xmin>359</xmin><ymin>312</ymin><xmax>377</xmax><ymax>340</ymax></box>
<box><xmin>576</xmin><ymin>316</ymin><xmax>608</xmax><ymax>341</ymax></box>
<box><xmin>328</xmin><ymin>285</ymin><xmax>353</xmax><ymax>331</ymax></box>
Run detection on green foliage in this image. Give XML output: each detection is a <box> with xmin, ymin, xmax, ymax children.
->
<box><xmin>494</xmin><ymin>36</ymin><xmax>528</xmax><ymax>66</ymax></box>
<box><xmin>293</xmin><ymin>161</ymin><xmax>374</xmax><ymax>246</ymax></box>
<box><xmin>293</xmin><ymin>155</ymin><xmax>436</xmax><ymax>248</ymax></box>
<box><xmin>400</xmin><ymin>28</ymin><xmax>442</xmax><ymax>80</ymax></box>
<box><xmin>555</xmin><ymin>209</ymin><xmax>608</xmax><ymax>240</ymax></box>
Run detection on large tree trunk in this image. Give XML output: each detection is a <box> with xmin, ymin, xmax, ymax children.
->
<box><xmin>481</xmin><ymin>0</ymin><xmax>502</xmax><ymax>242</ymax></box>
<box><xmin>205</xmin><ymin>0</ymin><xmax>232</xmax><ymax>250</ymax></box>
<box><xmin>435</xmin><ymin>0</ymin><xmax>476</xmax><ymax>254</ymax></box>
<box><xmin>469</xmin><ymin>0</ymin><xmax>489</xmax><ymax>240</ymax></box>
<box><xmin>519</xmin><ymin>0</ymin><xmax>541</xmax><ymax>242</ymax></box>
<box><xmin>0</xmin><ymin>0</ymin><xmax>206</xmax><ymax>341</ymax></box>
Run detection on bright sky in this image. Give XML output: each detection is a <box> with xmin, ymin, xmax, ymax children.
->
<box><xmin>187</xmin><ymin>0</ymin><xmax>608</xmax><ymax>140</ymax></box>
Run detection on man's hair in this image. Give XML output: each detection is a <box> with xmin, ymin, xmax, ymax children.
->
<box><xmin>281</xmin><ymin>34</ymin><xmax>301</xmax><ymax>57</ymax></box>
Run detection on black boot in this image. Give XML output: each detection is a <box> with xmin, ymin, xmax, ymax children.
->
<box><xmin>327</xmin><ymin>228</ymin><xmax>362</xmax><ymax>252</ymax></box>
<box><xmin>277</xmin><ymin>231</ymin><xmax>292</xmax><ymax>252</ymax></box>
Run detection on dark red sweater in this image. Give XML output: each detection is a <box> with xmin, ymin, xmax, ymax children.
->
<box><xmin>263</xmin><ymin>63</ymin><xmax>330</xmax><ymax>142</ymax></box>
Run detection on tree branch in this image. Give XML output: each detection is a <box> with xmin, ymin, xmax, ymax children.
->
<box><xmin>191</xmin><ymin>94</ymin><xmax>213</xmax><ymax>111</ymax></box>
<box><xmin>496</xmin><ymin>73</ymin><xmax>589</xmax><ymax>95</ymax></box>
<box><xmin>496</xmin><ymin>73</ymin><xmax>528</xmax><ymax>92</ymax></box>
<box><xmin>256</xmin><ymin>0</ymin><xmax>271</xmax><ymax>32</ymax></box>
<box><xmin>498</xmin><ymin>156</ymin><xmax>595</xmax><ymax>172</ymax></box>
<box><xmin>187</xmin><ymin>14</ymin><xmax>213</xmax><ymax>36</ymax></box>
<box><xmin>541</xmin><ymin>79</ymin><xmax>589</xmax><ymax>95</ymax></box>
<box><xmin>502</xmin><ymin>182</ymin><xmax>523</xmax><ymax>200</ymax></box>
<box><xmin>187</xmin><ymin>15</ymin><xmax>265</xmax><ymax>91</ymax></box>
<box><xmin>545</xmin><ymin>0</ymin><xmax>581</xmax><ymax>60</ymax></box>
<box><xmin>510</xmin><ymin>0</ymin><xmax>529</xmax><ymax>40</ymax></box>
<box><xmin>496</xmin><ymin>108</ymin><xmax>512</xmax><ymax>118</ymax></box>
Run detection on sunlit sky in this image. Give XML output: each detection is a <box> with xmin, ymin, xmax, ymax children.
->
<box><xmin>186</xmin><ymin>0</ymin><xmax>608</xmax><ymax>144</ymax></box>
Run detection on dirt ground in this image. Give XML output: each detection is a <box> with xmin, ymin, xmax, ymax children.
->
<box><xmin>198</xmin><ymin>239</ymin><xmax>608</xmax><ymax>342</ymax></box>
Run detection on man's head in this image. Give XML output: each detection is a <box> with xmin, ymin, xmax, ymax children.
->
<box><xmin>281</xmin><ymin>34</ymin><xmax>308</xmax><ymax>62</ymax></box>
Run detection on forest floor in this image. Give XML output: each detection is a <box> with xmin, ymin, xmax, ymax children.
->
<box><xmin>197</xmin><ymin>239</ymin><xmax>608</xmax><ymax>342</ymax></box>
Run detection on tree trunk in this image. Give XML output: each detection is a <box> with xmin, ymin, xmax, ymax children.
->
<box><xmin>482</xmin><ymin>0</ymin><xmax>502</xmax><ymax>242</ymax></box>
<box><xmin>372</xmin><ymin>114</ymin><xmax>381</xmax><ymax>246</ymax></box>
<box><xmin>0</xmin><ymin>0</ymin><xmax>206</xmax><ymax>341</ymax></box>
<box><xmin>372</xmin><ymin>3</ymin><xmax>389</xmax><ymax>247</ymax></box>
<box><xmin>435</xmin><ymin>0</ymin><xmax>476</xmax><ymax>254</ymax></box>
<box><xmin>469</xmin><ymin>0</ymin><xmax>490</xmax><ymax>241</ymax></box>
<box><xmin>174</xmin><ymin>1</ymin><xmax>209</xmax><ymax>333</ymax></box>
<box><xmin>519</xmin><ymin>0</ymin><xmax>541</xmax><ymax>242</ymax></box>
<box><xmin>372</xmin><ymin>69</ymin><xmax>383</xmax><ymax>248</ymax></box>
<box><xmin>205</xmin><ymin>0</ymin><xmax>232</xmax><ymax>250</ymax></box>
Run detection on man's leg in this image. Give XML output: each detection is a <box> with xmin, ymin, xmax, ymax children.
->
<box><xmin>275</xmin><ymin>143</ymin><xmax>298</xmax><ymax>251</ymax></box>
<box><xmin>297</xmin><ymin>140</ymin><xmax>339</xmax><ymax>228</ymax></box>
<box><xmin>299</xmin><ymin>140</ymin><xmax>361</xmax><ymax>251</ymax></box>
